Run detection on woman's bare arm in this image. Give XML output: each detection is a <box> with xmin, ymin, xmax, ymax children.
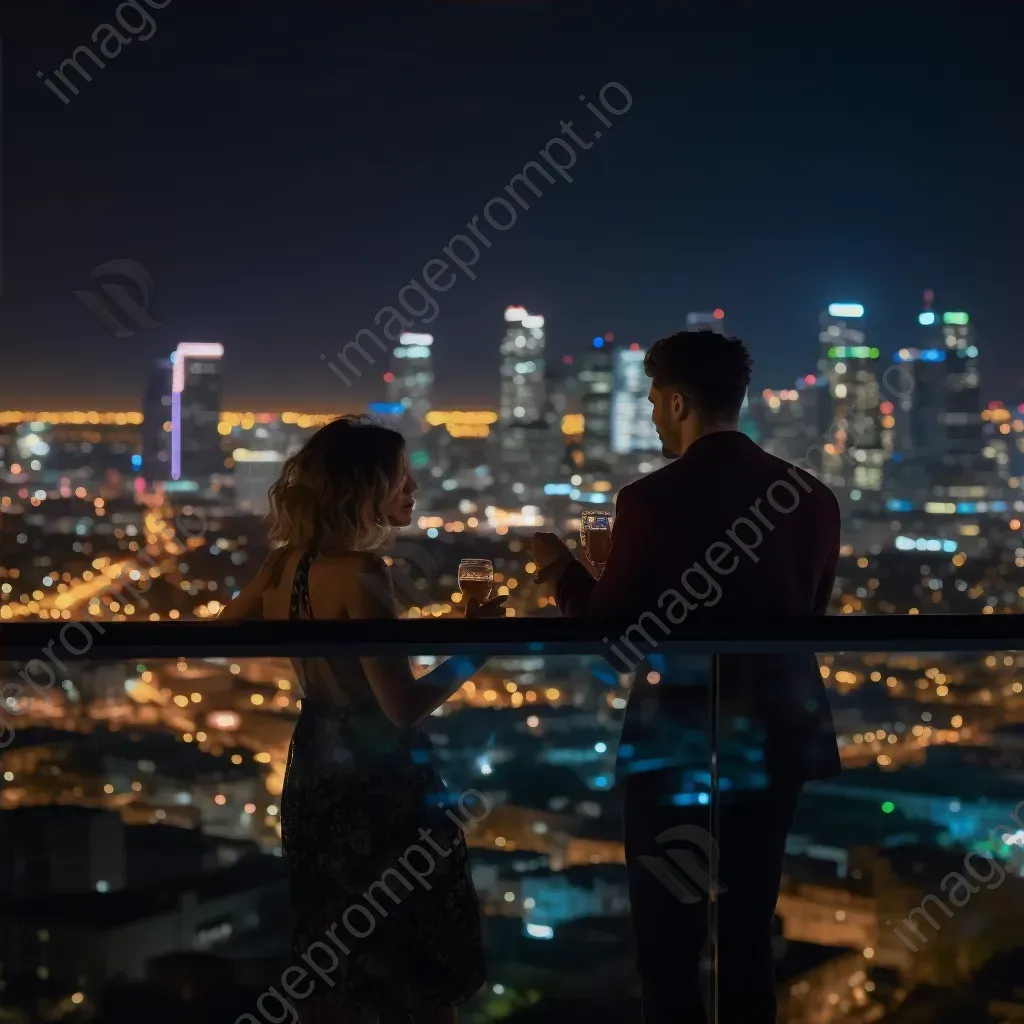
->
<box><xmin>349</xmin><ymin>556</ymin><xmax>493</xmax><ymax>728</ymax></box>
<box><xmin>218</xmin><ymin>556</ymin><xmax>278</xmax><ymax>620</ymax></box>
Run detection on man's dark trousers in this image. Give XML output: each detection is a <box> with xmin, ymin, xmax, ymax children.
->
<box><xmin>624</xmin><ymin>771</ymin><xmax>802</xmax><ymax>1023</ymax></box>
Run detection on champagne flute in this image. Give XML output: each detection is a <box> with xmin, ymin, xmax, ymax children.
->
<box><xmin>458</xmin><ymin>559</ymin><xmax>494</xmax><ymax>606</ymax></box>
<box><xmin>580</xmin><ymin>511</ymin><xmax>614</xmax><ymax>577</ymax></box>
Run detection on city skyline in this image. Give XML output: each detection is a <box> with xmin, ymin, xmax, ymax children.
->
<box><xmin>2</xmin><ymin>294</ymin><xmax>1016</xmax><ymax>413</ymax></box>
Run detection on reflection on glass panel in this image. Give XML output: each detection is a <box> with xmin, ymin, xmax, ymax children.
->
<box><xmin>0</xmin><ymin>654</ymin><xmax>643</xmax><ymax>1020</ymax></box>
<box><xmin>1</xmin><ymin>647</ymin><xmax>1022</xmax><ymax>1020</ymax></box>
<box><xmin>776</xmin><ymin>651</ymin><xmax>1024</xmax><ymax>1022</ymax></box>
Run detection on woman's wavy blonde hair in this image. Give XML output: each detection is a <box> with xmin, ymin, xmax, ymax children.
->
<box><xmin>266</xmin><ymin>415</ymin><xmax>406</xmax><ymax>553</ymax></box>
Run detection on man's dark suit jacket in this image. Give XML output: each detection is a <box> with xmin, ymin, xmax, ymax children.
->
<box><xmin>556</xmin><ymin>431</ymin><xmax>842</xmax><ymax>786</ymax></box>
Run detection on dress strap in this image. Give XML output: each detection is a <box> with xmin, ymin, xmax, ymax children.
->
<box><xmin>289</xmin><ymin>549</ymin><xmax>316</xmax><ymax>620</ymax></box>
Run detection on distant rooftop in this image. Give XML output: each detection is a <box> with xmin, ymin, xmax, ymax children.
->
<box><xmin>5</xmin><ymin>853</ymin><xmax>285</xmax><ymax>929</ymax></box>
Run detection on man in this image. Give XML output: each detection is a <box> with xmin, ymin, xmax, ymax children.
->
<box><xmin>531</xmin><ymin>331</ymin><xmax>841</xmax><ymax>1023</ymax></box>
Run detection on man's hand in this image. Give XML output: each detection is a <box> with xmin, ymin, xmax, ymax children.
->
<box><xmin>464</xmin><ymin>595</ymin><xmax>508</xmax><ymax>618</ymax></box>
<box><xmin>530</xmin><ymin>532</ymin><xmax>573</xmax><ymax>584</ymax></box>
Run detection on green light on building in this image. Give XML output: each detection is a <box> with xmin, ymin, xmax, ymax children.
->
<box><xmin>828</xmin><ymin>346</ymin><xmax>847</xmax><ymax>359</ymax></box>
<box><xmin>881</xmin><ymin>801</ymin><xmax>895</xmax><ymax>814</ymax></box>
<box><xmin>869</xmin><ymin>347</ymin><xmax>879</xmax><ymax>358</ymax></box>
<box><xmin>943</xmin><ymin>311</ymin><xmax>969</xmax><ymax>325</ymax></box>
<box><xmin>410</xmin><ymin>450</ymin><xmax>430</xmax><ymax>469</ymax></box>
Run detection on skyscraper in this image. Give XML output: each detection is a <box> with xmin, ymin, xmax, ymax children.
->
<box><xmin>387</xmin><ymin>333</ymin><xmax>434</xmax><ymax>438</ymax></box>
<box><xmin>544</xmin><ymin>354</ymin><xmax>580</xmax><ymax>428</ymax></box>
<box><xmin>170</xmin><ymin>342</ymin><xmax>224</xmax><ymax>483</ymax></box>
<box><xmin>499</xmin><ymin>307</ymin><xmax>546</xmax><ymax>425</ymax></box>
<box><xmin>890</xmin><ymin>304</ymin><xmax>988</xmax><ymax>502</ymax></box>
<box><xmin>749</xmin><ymin>375</ymin><xmax>829</xmax><ymax>467</ymax></box>
<box><xmin>579</xmin><ymin>334</ymin><xmax>615</xmax><ymax>467</ymax></box>
<box><xmin>141</xmin><ymin>357</ymin><xmax>173</xmax><ymax>482</ymax></box>
<box><xmin>890</xmin><ymin>304</ymin><xmax>948</xmax><ymax>466</ymax></box>
<box><xmin>940</xmin><ymin>311</ymin><xmax>982</xmax><ymax>471</ymax></box>
<box><xmin>611</xmin><ymin>344</ymin><xmax>659</xmax><ymax>454</ymax></box>
<box><xmin>686</xmin><ymin>309</ymin><xmax>727</xmax><ymax>334</ymax></box>
<box><xmin>818</xmin><ymin>304</ymin><xmax>885</xmax><ymax>496</ymax></box>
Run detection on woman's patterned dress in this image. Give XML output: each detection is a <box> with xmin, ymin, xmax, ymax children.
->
<box><xmin>280</xmin><ymin>550</ymin><xmax>485</xmax><ymax>1019</ymax></box>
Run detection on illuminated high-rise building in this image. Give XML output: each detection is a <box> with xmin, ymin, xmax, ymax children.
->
<box><xmin>686</xmin><ymin>309</ymin><xmax>727</xmax><ymax>334</ymax></box>
<box><xmin>499</xmin><ymin>306</ymin><xmax>546</xmax><ymax>425</ymax></box>
<box><xmin>939</xmin><ymin>311</ymin><xmax>981</xmax><ymax>469</ymax></box>
<box><xmin>544</xmin><ymin>354</ymin><xmax>580</xmax><ymax>427</ymax></box>
<box><xmin>818</xmin><ymin>304</ymin><xmax>885</xmax><ymax>496</ymax></box>
<box><xmin>890</xmin><ymin>298</ymin><xmax>948</xmax><ymax>466</ymax></box>
<box><xmin>890</xmin><ymin>302</ymin><xmax>989</xmax><ymax>501</ymax></box>
<box><xmin>170</xmin><ymin>342</ymin><xmax>224</xmax><ymax>483</ymax></box>
<box><xmin>750</xmin><ymin>375</ymin><xmax>830</xmax><ymax>468</ymax></box>
<box><xmin>386</xmin><ymin>333</ymin><xmax>434</xmax><ymax>437</ymax></box>
<box><xmin>579</xmin><ymin>334</ymin><xmax>615</xmax><ymax>467</ymax></box>
<box><xmin>141</xmin><ymin>357</ymin><xmax>173</xmax><ymax>481</ymax></box>
<box><xmin>611</xmin><ymin>344</ymin><xmax>659</xmax><ymax>454</ymax></box>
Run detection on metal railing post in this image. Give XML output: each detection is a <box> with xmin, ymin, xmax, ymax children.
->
<box><xmin>707</xmin><ymin>650</ymin><xmax>721</xmax><ymax>1024</ymax></box>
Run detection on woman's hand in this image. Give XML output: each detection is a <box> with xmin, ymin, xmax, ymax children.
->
<box><xmin>464</xmin><ymin>595</ymin><xmax>508</xmax><ymax>618</ymax></box>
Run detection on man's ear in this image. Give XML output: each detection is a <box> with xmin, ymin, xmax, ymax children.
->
<box><xmin>672</xmin><ymin>391</ymin><xmax>690</xmax><ymax>421</ymax></box>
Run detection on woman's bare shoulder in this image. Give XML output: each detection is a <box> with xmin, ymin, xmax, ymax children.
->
<box><xmin>309</xmin><ymin>551</ymin><xmax>390</xmax><ymax>590</ymax></box>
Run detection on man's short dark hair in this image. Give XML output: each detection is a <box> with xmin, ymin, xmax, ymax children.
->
<box><xmin>643</xmin><ymin>331</ymin><xmax>753</xmax><ymax>418</ymax></box>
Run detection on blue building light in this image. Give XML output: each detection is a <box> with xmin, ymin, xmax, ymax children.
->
<box><xmin>918</xmin><ymin>311</ymin><xmax>936</xmax><ymax>326</ymax></box>
<box><xmin>369</xmin><ymin>401</ymin><xmax>404</xmax><ymax>416</ymax></box>
<box><xmin>592</xmin><ymin>337</ymin><xmax>604</xmax><ymax>348</ymax></box>
<box><xmin>525</xmin><ymin>923</ymin><xmax>554</xmax><ymax>940</ymax></box>
<box><xmin>895</xmin><ymin>348</ymin><xmax>945</xmax><ymax>363</ymax></box>
<box><xmin>131</xmin><ymin>454</ymin><xmax>142</xmax><ymax>470</ymax></box>
<box><xmin>956</xmin><ymin>502</ymin><xmax>977</xmax><ymax>514</ymax></box>
<box><xmin>543</xmin><ymin>483</ymin><xmax>573</xmax><ymax>495</ymax></box>
<box><xmin>886</xmin><ymin>499</ymin><xmax>914</xmax><ymax>512</ymax></box>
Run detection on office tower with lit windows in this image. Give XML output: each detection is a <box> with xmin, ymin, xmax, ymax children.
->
<box><xmin>499</xmin><ymin>307</ymin><xmax>546</xmax><ymax>425</ymax></box>
<box><xmin>544</xmin><ymin>354</ymin><xmax>580</xmax><ymax>428</ymax></box>
<box><xmin>141</xmin><ymin>357</ymin><xmax>173</xmax><ymax>482</ymax></box>
<box><xmin>750</xmin><ymin>376</ymin><xmax>830</xmax><ymax>468</ymax></box>
<box><xmin>890</xmin><ymin>306</ymin><xmax>991</xmax><ymax>502</ymax></box>
<box><xmin>579</xmin><ymin>334</ymin><xmax>615</xmax><ymax>467</ymax></box>
<box><xmin>386</xmin><ymin>333</ymin><xmax>434</xmax><ymax>438</ymax></box>
<box><xmin>686</xmin><ymin>309</ymin><xmax>727</xmax><ymax>334</ymax></box>
<box><xmin>890</xmin><ymin>305</ymin><xmax>948</xmax><ymax>466</ymax></box>
<box><xmin>611</xmin><ymin>344</ymin><xmax>659</xmax><ymax>454</ymax></box>
<box><xmin>940</xmin><ymin>311</ymin><xmax>982</xmax><ymax>471</ymax></box>
<box><xmin>170</xmin><ymin>342</ymin><xmax>224</xmax><ymax>484</ymax></box>
<box><xmin>818</xmin><ymin>303</ymin><xmax>885</xmax><ymax>497</ymax></box>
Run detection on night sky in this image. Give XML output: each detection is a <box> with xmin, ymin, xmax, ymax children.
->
<box><xmin>4</xmin><ymin>0</ymin><xmax>1022</xmax><ymax>410</ymax></box>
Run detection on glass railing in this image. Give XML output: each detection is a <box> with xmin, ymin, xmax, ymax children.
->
<box><xmin>1</xmin><ymin>618</ymin><xmax>1022</xmax><ymax>1023</ymax></box>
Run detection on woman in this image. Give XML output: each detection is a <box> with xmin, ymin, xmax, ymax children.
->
<box><xmin>221</xmin><ymin>415</ymin><xmax>503</xmax><ymax>1023</ymax></box>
